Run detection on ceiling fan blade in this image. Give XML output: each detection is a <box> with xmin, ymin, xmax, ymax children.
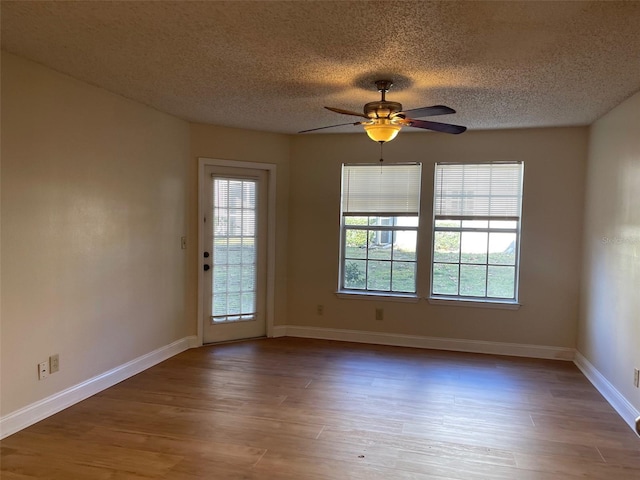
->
<box><xmin>405</xmin><ymin>118</ymin><xmax>467</xmax><ymax>134</ymax></box>
<box><xmin>395</xmin><ymin>105</ymin><xmax>456</xmax><ymax>119</ymax></box>
<box><xmin>298</xmin><ymin>122</ymin><xmax>362</xmax><ymax>133</ymax></box>
<box><xmin>325</xmin><ymin>106</ymin><xmax>369</xmax><ymax>119</ymax></box>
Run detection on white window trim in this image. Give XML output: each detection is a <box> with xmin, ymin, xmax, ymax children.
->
<box><xmin>429</xmin><ymin>161</ymin><xmax>524</xmax><ymax>305</ymax></box>
<box><xmin>336</xmin><ymin>291</ymin><xmax>420</xmax><ymax>303</ymax></box>
<box><xmin>339</xmin><ymin>163</ymin><xmax>422</xmax><ymax>296</ymax></box>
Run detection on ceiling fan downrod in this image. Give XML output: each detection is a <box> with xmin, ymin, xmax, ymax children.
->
<box><xmin>375</xmin><ymin>80</ymin><xmax>393</xmax><ymax>102</ymax></box>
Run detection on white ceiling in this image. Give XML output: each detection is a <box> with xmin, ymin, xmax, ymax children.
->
<box><xmin>2</xmin><ymin>1</ymin><xmax>640</xmax><ymax>135</ymax></box>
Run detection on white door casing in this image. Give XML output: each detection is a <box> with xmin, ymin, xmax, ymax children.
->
<box><xmin>197</xmin><ymin>158</ymin><xmax>276</xmax><ymax>345</ymax></box>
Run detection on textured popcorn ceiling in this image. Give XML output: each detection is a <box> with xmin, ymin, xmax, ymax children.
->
<box><xmin>2</xmin><ymin>1</ymin><xmax>640</xmax><ymax>134</ymax></box>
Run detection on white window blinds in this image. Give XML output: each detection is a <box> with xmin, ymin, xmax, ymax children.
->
<box><xmin>433</xmin><ymin>162</ymin><xmax>523</xmax><ymax>218</ymax></box>
<box><xmin>342</xmin><ymin>164</ymin><xmax>422</xmax><ymax>214</ymax></box>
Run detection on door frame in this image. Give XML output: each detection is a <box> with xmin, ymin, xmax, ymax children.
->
<box><xmin>197</xmin><ymin>157</ymin><xmax>277</xmax><ymax>346</ymax></box>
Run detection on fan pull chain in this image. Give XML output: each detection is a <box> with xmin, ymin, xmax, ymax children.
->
<box><xmin>379</xmin><ymin>141</ymin><xmax>384</xmax><ymax>168</ymax></box>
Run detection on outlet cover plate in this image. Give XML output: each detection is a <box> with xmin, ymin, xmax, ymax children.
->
<box><xmin>50</xmin><ymin>354</ymin><xmax>60</xmax><ymax>374</ymax></box>
<box><xmin>38</xmin><ymin>361</ymin><xmax>48</xmax><ymax>380</ymax></box>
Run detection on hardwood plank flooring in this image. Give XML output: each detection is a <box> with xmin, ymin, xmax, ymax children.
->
<box><xmin>1</xmin><ymin>337</ymin><xmax>639</xmax><ymax>479</ymax></box>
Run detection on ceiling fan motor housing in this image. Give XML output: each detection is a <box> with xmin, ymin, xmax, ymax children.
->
<box><xmin>364</xmin><ymin>101</ymin><xmax>403</xmax><ymax>119</ymax></box>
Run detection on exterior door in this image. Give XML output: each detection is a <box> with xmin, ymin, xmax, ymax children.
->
<box><xmin>202</xmin><ymin>165</ymin><xmax>267</xmax><ymax>343</ymax></box>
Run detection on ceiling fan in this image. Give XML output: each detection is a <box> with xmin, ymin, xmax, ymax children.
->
<box><xmin>299</xmin><ymin>80</ymin><xmax>466</xmax><ymax>143</ymax></box>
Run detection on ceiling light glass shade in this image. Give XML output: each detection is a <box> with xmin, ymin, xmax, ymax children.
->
<box><xmin>363</xmin><ymin>119</ymin><xmax>402</xmax><ymax>143</ymax></box>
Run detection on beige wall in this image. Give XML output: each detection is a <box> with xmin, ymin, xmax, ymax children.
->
<box><xmin>578</xmin><ymin>91</ymin><xmax>640</xmax><ymax>412</ymax></box>
<box><xmin>289</xmin><ymin>128</ymin><xmax>587</xmax><ymax>347</ymax></box>
<box><xmin>0</xmin><ymin>53</ymin><xmax>191</xmax><ymax>415</ymax></box>
<box><xmin>189</xmin><ymin>124</ymin><xmax>290</xmax><ymax>329</ymax></box>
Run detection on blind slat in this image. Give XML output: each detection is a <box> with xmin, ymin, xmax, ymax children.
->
<box><xmin>434</xmin><ymin>162</ymin><xmax>523</xmax><ymax>217</ymax></box>
<box><xmin>342</xmin><ymin>164</ymin><xmax>421</xmax><ymax>214</ymax></box>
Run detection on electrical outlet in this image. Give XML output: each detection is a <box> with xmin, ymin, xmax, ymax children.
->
<box><xmin>634</xmin><ymin>368</ymin><xmax>639</xmax><ymax>388</ymax></box>
<box><xmin>181</xmin><ymin>236</ymin><xmax>187</xmax><ymax>250</ymax></box>
<box><xmin>375</xmin><ymin>308</ymin><xmax>384</xmax><ymax>321</ymax></box>
<box><xmin>38</xmin><ymin>361</ymin><xmax>49</xmax><ymax>380</ymax></box>
<box><xmin>50</xmin><ymin>354</ymin><xmax>60</xmax><ymax>374</ymax></box>
<box><xmin>316</xmin><ymin>304</ymin><xmax>324</xmax><ymax>315</ymax></box>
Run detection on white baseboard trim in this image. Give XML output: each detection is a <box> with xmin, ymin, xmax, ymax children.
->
<box><xmin>0</xmin><ymin>335</ymin><xmax>197</xmax><ymax>439</ymax></box>
<box><xmin>574</xmin><ymin>351</ymin><xmax>640</xmax><ymax>434</ymax></box>
<box><xmin>277</xmin><ymin>325</ymin><xmax>575</xmax><ymax>361</ymax></box>
<box><xmin>271</xmin><ymin>325</ymin><xmax>288</xmax><ymax>338</ymax></box>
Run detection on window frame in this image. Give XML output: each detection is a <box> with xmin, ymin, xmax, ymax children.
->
<box><xmin>429</xmin><ymin>161</ymin><xmax>524</xmax><ymax>305</ymax></box>
<box><xmin>338</xmin><ymin>163</ymin><xmax>422</xmax><ymax>297</ymax></box>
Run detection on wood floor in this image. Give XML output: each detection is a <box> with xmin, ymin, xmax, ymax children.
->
<box><xmin>1</xmin><ymin>337</ymin><xmax>639</xmax><ymax>479</ymax></box>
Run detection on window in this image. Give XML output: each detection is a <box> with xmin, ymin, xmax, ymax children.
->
<box><xmin>431</xmin><ymin>162</ymin><xmax>524</xmax><ymax>303</ymax></box>
<box><xmin>212</xmin><ymin>177</ymin><xmax>258</xmax><ymax>322</ymax></box>
<box><xmin>340</xmin><ymin>163</ymin><xmax>421</xmax><ymax>295</ymax></box>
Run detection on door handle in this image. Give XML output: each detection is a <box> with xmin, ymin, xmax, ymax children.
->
<box><xmin>204</xmin><ymin>264</ymin><xmax>211</xmax><ymax>271</ymax></box>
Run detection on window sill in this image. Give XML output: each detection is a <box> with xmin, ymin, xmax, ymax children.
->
<box><xmin>336</xmin><ymin>291</ymin><xmax>420</xmax><ymax>303</ymax></box>
<box><xmin>428</xmin><ymin>297</ymin><xmax>521</xmax><ymax>310</ymax></box>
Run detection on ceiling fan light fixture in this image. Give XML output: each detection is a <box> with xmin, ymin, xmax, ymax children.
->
<box><xmin>363</xmin><ymin>119</ymin><xmax>402</xmax><ymax>143</ymax></box>
<box><xmin>301</xmin><ymin>79</ymin><xmax>466</xmax><ymax>137</ymax></box>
